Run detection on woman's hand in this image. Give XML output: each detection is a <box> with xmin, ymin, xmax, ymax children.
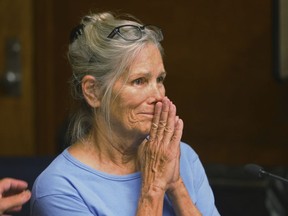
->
<box><xmin>0</xmin><ymin>178</ymin><xmax>31</xmax><ymax>215</ymax></box>
<box><xmin>138</xmin><ymin>97</ymin><xmax>183</xmax><ymax>192</ymax></box>
<box><xmin>137</xmin><ymin>97</ymin><xmax>202</xmax><ymax>216</ymax></box>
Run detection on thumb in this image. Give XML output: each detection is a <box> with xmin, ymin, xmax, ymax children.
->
<box><xmin>0</xmin><ymin>190</ymin><xmax>31</xmax><ymax>213</ymax></box>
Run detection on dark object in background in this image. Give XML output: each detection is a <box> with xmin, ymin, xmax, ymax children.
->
<box><xmin>244</xmin><ymin>163</ymin><xmax>288</xmax><ymax>184</ymax></box>
<box><xmin>205</xmin><ymin>164</ymin><xmax>288</xmax><ymax>216</ymax></box>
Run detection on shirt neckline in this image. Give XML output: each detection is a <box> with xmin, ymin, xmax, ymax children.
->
<box><xmin>62</xmin><ymin>148</ymin><xmax>142</xmax><ymax>181</ymax></box>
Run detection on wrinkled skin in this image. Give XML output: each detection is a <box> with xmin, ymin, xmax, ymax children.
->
<box><xmin>138</xmin><ymin>98</ymin><xmax>183</xmax><ymax>192</ymax></box>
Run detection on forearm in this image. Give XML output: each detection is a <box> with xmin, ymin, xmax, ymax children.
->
<box><xmin>136</xmin><ymin>185</ymin><xmax>165</xmax><ymax>216</ymax></box>
<box><xmin>167</xmin><ymin>178</ymin><xmax>202</xmax><ymax>216</ymax></box>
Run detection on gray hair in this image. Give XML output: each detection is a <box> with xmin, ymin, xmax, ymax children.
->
<box><xmin>67</xmin><ymin>11</ymin><xmax>164</xmax><ymax>144</ymax></box>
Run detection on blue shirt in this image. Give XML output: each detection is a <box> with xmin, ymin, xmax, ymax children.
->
<box><xmin>31</xmin><ymin>142</ymin><xmax>220</xmax><ymax>215</ymax></box>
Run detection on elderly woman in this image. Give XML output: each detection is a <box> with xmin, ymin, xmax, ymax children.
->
<box><xmin>31</xmin><ymin>11</ymin><xmax>220</xmax><ymax>216</ymax></box>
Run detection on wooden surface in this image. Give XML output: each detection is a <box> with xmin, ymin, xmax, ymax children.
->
<box><xmin>24</xmin><ymin>0</ymin><xmax>288</xmax><ymax>165</ymax></box>
<box><xmin>0</xmin><ymin>0</ymin><xmax>35</xmax><ymax>155</ymax></box>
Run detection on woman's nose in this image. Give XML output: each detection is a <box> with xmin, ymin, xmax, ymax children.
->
<box><xmin>150</xmin><ymin>84</ymin><xmax>165</xmax><ymax>102</ymax></box>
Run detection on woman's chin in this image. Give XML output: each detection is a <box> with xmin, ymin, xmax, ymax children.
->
<box><xmin>135</xmin><ymin>125</ymin><xmax>151</xmax><ymax>137</ymax></box>
<box><xmin>128</xmin><ymin>120</ymin><xmax>151</xmax><ymax>138</ymax></box>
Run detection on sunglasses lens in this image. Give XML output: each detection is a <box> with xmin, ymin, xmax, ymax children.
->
<box><xmin>108</xmin><ymin>25</ymin><xmax>163</xmax><ymax>42</ymax></box>
<box><xmin>118</xmin><ymin>26</ymin><xmax>142</xmax><ymax>41</ymax></box>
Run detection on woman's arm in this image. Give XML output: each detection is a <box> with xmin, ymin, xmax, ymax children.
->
<box><xmin>136</xmin><ymin>185</ymin><xmax>165</xmax><ymax>215</ymax></box>
<box><xmin>167</xmin><ymin>178</ymin><xmax>202</xmax><ymax>216</ymax></box>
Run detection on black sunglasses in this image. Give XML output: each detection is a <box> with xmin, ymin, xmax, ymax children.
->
<box><xmin>69</xmin><ymin>24</ymin><xmax>163</xmax><ymax>44</ymax></box>
<box><xmin>107</xmin><ymin>24</ymin><xmax>163</xmax><ymax>42</ymax></box>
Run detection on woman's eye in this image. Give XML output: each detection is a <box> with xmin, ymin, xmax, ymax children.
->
<box><xmin>133</xmin><ymin>78</ymin><xmax>145</xmax><ymax>85</ymax></box>
<box><xmin>157</xmin><ymin>76</ymin><xmax>165</xmax><ymax>83</ymax></box>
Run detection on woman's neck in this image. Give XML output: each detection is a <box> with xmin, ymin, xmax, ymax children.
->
<box><xmin>68</xmin><ymin>123</ymin><xmax>144</xmax><ymax>175</ymax></box>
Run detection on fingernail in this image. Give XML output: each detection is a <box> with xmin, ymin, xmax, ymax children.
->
<box><xmin>23</xmin><ymin>190</ymin><xmax>31</xmax><ymax>198</ymax></box>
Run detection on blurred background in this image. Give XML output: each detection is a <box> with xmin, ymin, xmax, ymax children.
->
<box><xmin>0</xmin><ymin>0</ymin><xmax>288</xmax><ymax>215</ymax></box>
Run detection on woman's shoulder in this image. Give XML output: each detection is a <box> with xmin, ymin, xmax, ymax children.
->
<box><xmin>180</xmin><ymin>141</ymin><xmax>199</xmax><ymax>160</ymax></box>
<box><xmin>179</xmin><ymin>141</ymin><xmax>207</xmax><ymax>175</ymax></box>
<box><xmin>32</xmin><ymin>149</ymin><xmax>76</xmax><ymax>197</ymax></box>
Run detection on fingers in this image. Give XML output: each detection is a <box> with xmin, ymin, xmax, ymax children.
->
<box><xmin>157</xmin><ymin>98</ymin><xmax>170</xmax><ymax>137</ymax></box>
<box><xmin>149</xmin><ymin>101</ymin><xmax>162</xmax><ymax>142</ymax></box>
<box><xmin>0</xmin><ymin>178</ymin><xmax>28</xmax><ymax>194</ymax></box>
<box><xmin>0</xmin><ymin>190</ymin><xmax>31</xmax><ymax>214</ymax></box>
<box><xmin>161</xmin><ymin>100</ymin><xmax>176</xmax><ymax>145</ymax></box>
<box><xmin>149</xmin><ymin>97</ymin><xmax>182</xmax><ymax>146</ymax></box>
<box><xmin>0</xmin><ymin>178</ymin><xmax>31</xmax><ymax>214</ymax></box>
<box><xmin>172</xmin><ymin>118</ymin><xmax>183</xmax><ymax>144</ymax></box>
<box><xmin>140</xmin><ymin>98</ymin><xmax>183</xmax><ymax>190</ymax></box>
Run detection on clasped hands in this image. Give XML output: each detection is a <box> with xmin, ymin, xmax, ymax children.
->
<box><xmin>138</xmin><ymin>97</ymin><xmax>183</xmax><ymax>193</ymax></box>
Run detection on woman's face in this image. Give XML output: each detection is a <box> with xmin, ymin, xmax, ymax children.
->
<box><xmin>110</xmin><ymin>43</ymin><xmax>166</xmax><ymax>137</ymax></box>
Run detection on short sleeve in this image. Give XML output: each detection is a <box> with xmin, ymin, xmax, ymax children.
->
<box><xmin>193</xmin><ymin>159</ymin><xmax>220</xmax><ymax>216</ymax></box>
<box><xmin>180</xmin><ymin>143</ymin><xmax>221</xmax><ymax>216</ymax></box>
<box><xmin>31</xmin><ymin>194</ymin><xmax>96</xmax><ymax>216</ymax></box>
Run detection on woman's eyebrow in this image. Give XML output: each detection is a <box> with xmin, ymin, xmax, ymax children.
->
<box><xmin>130</xmin><ymin>70</ymin><xmax>166</xmax><ymax>78</ymax></box>
<box><xmin>160</xmin><ymin>71</ymin><xmax>167</xmax><ymax>76</ymax></box>
<box><xmin>128</xmin><ymin>71</ymin><xmax>151</xmax><ymax>79</ymax></box>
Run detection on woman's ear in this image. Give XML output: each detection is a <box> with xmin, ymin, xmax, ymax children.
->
<box><xmin>81</xmin><ymin>75</ymin><xmax>101</xmax><ymax>108</ymax></box>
